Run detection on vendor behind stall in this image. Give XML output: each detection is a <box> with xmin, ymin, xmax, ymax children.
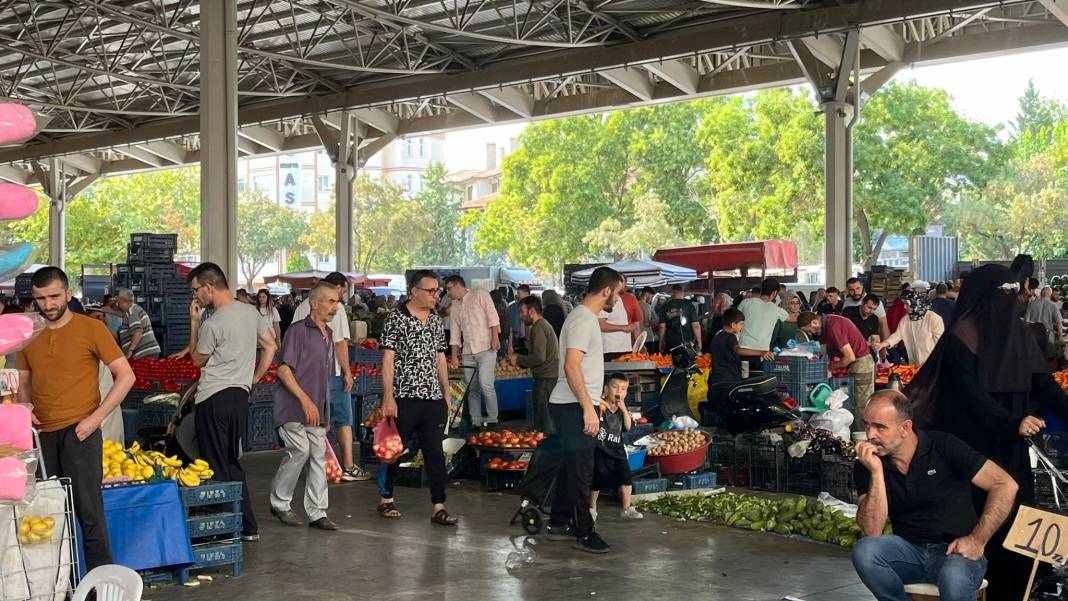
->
<box><xmin>798</xmin><ymin>311</ymin><xmax>875</xmax><ymax>426</ymax></box>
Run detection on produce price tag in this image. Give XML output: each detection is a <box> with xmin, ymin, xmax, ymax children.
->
<box><xmin>1004</xmin><ymin>505</ymin><xmax>1068</xmax><ymax>566</ymax></box>
<box><xmin>1003</xmin><ymin>505</ymin><xmax>1068</xmax><ymax>601</ymax></box>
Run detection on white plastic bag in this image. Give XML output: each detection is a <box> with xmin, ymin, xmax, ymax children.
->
<box><xmin>807</xmin><ymin>390</ymin><xmax>853</xmax><ymax>440</ymax></box>
<box><xmin>670</xmin><ymin>416</ymin><xmax>699</xmax><ymax>430</ymax></box>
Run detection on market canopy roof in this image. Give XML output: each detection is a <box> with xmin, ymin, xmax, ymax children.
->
<box><xmin>571</xmin><ymin>259</ymin><xmax>697</xmax><ymax>289</ymax></box>
<box><xmin>264</xmin><ymin>271</ymin><xmax>391</xmax><ymax>290</ymax></box>
<box><xmin>654</xmin><ymin>241</ymin><xmax>799</xmax><ymax>276</ymax></box>
<box><xmin>1</xmin><ymin>2</ymin><xmax>1066</xmax><ymax>185</ymax></box>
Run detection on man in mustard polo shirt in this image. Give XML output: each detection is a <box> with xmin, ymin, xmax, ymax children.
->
<box><xmin>17</xmin><ymin>266</ymin><xmax>135</xmax><ymax>570</ymax></box>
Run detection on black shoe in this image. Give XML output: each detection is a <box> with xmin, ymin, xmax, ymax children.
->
<box><xmin>574</xmin><ymin>532</ymin><xmax>610</xmax><ymax>554</ymax></box>
<box><xmin>309</xmin><ymin>517</ymin><xmax>339</xmax><ymax>531</ymax></box>
<box><xmin>546</xmin><ymin>524</ymin><xmax>573</xmax><ymax>541</ymax></box>
<box><xmin>270</xmin><ymin>507</ymin><xmax>303</xmax><ymax>527</ymax></box>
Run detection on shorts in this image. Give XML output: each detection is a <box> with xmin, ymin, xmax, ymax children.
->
<box><xmin>592</xmin><ymin>449</ymin><xmax>633</xmax><ymax>492</ymax></box>
<box><xmin>329</xmin><ymin>375</ymin><xmax>353</xmax><ymax>429</ymax></box>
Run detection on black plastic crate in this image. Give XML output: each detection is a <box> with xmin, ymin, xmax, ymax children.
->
<box><xmin>482</xmin><ymin>468</ymin><xmax>524</xmax><ymax>491</ymax></box>
<box><xmin>131</xmin><ymin>232</ymin><xmax>179</xmax><ymax>248</ymax></box>
<box><xmin>358</xmin><ymin>440</ymin><xmax>380</xmax><ymax>467</ymax></box>
<box><xmin>249</xmin><ymin>382</ymin><xmax>279</xmax><ymax>404</ymax></box>
<box><xmin>747</xmin><ymin>440</ymin><xmax>784</xmax><ymax>492</ymax></box>
<box><xmin>784</xmin><ymin>452</ymin><xmax>823</xmax><ymax>496</ymax></box>
<box><xmin>710</xmin><ymin>437</ymin><xmax>748</xmax><ymax>487</ymax></box>
<box><xmin>821</xmin><ymin>456</ymin><xmax>858</xmax><ymax>503</ymax></box>
<box><xmin>394</xmin><ymin>464</ymin><xmax>425</xmax><ymax>488</ymax></box>
<box><xmin>124</xmin><ymin>387</ymin><xmax>158</xmax><ymax>411</ymax></box>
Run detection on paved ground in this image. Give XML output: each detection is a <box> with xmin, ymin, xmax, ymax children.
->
<box><xmin>147</xmin><ymin>451</ymin><xmax>874</xmax><ymax>601</ymax></box>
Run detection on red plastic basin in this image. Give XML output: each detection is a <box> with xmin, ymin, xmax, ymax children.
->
<box><xmin>644</xmin><ymin>431</ymin><xmax>711</xmax><ymax>475</ymax></box>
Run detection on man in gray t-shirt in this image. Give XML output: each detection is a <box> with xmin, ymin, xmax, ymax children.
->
<box><xmin>187</xmin><ymin>263</ymin><xmax>277</xmax><ymax>540</ymax></box>
<box><xmin>1026</xmin><ymin>287</ymin><xmax>1064</xmax><ymax>341</ymax></box>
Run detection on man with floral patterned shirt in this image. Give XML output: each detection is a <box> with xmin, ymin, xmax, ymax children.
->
<box><xmin>376</xmin><ymin>270</ymin><xmax>458</xmax><ymax>526</ymax></box>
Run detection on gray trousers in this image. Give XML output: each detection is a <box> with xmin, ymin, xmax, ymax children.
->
<box><xmin>464</xmin><ymin>350</ymin><xmax>499</xmax><ymax>426</ymax></box>
<box><xmin>270</xmin><ymin>422</ymin><xmax>328</xmax><ymax>522</ymax></box>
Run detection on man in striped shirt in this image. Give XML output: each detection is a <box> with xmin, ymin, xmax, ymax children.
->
<box><xmin>115</xmin><ymin>288</ymin><xmax>160</xmax><ymax>359</ymax></box>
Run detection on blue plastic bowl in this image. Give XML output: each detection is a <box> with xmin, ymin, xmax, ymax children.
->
<box><xmin>626</xmin><ymin>446</ymin><xmax>648</xmax><ymax>471</ymax></box>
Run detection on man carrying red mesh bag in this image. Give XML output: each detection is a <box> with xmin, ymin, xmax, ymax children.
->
<box><xmin>376</xmin><ymin>270</ymin><xmax>458</xmax><ymax>526</ymax></box>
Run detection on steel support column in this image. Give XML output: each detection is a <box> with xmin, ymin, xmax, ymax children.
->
<box><xmin>47</xmin><ymin>158</ymin><xmax>66</xmax><ymax>269</ymax></box>
<box><xmin>199</xmin><ymin>0</ymin><xmax>239</xmax><ymax>284</ymax></box>
<box><xmin>824</xmin><ymin>102</ymin><xmax>854</xmax><ymax>288</ymax></box>
<box><xmin>335</xmin><ymin>112</ymin><xmax>356</xmax><ymax>273</ymax></box>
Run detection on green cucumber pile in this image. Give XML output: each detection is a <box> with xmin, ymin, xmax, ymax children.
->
<box><xmin>638</xmin><ymin>492</ymin><xmax>891</xmax><ymax>548</ymax></box>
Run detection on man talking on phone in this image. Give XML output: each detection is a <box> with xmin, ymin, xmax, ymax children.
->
<box><xmin>851</xmin><ymin>390</ymin><xmax>1018</xmax><ymax>601</ymax></box>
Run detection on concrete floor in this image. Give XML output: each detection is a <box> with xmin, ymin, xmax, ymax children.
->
<box><xmin>148</xmin><ymin>451</ymin><xmax>874</xmax><ymax>601</ymax></box>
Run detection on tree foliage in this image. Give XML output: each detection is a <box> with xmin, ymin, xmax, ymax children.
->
<box><xmin>351</xmin><ymin>176</ymin><xmax>432</xmax><ymax>274</ymax></box>
<box><xmin>411</xmin><ymin>162</ymin><xmax>462</xmax><ymax>265</ymax></box>
<box><xmin>237</xmin><ymin>187</ymin><xmax>306</xmax><ymax>287</ymax></box>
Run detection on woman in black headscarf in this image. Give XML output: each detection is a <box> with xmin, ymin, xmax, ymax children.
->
<box><xmin>905</xmin><ymin>264</ymin><xmax>1068</xmax><ymax>599</ymax></box>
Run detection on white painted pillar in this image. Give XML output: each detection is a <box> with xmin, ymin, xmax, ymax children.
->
<box><xmin>823</xmin><ymin>101</ymin><xmax>854</xmax><ymax>287</ymax></box>
<box><xmin>199</xmin><ymin>0</ymin><xmax>239</xmax><ymax>283</ymax></box>
<box><xmin>47</xmin><ymin>158</ymin><xmax>66</xmax><ymax>270</ymax></box>
<box><xmin>335</xmin><ymin>112</ymin><xmax>356</xmax><ymax>273</ymax></box>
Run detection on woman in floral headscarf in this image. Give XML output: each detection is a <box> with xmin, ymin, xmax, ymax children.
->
<box><xmin>872</xmin><ymin>290</ymin><xmax>944</xmax><ymax>366</ymax></box>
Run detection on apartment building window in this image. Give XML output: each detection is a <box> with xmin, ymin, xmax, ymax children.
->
<box><xmin>405</xmin><ymin>138</ymin><xmax>415</xmax><ymax>158</ymax></box>
<box><xmin>467</xmin><ymin>185</ymin><xmax>474</xmax><ymax>202</ymax></box>
<box><xmin>491</xmin><ymin>178</ymin><xmax>499</xmax><ymax>194</ymax></box>
<box><xmin>418</xmin><ymin>137</ymin><xmax>426</xmax><ymax>159</ymax></box>
<box><xmin>318</xmin><ymin>175</ymin><xmax>331</xmax><ymax>191</ymax></box>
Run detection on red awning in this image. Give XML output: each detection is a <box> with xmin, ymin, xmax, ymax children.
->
<box><xmin>653</xmin><ymin>240</ymin><xmax>798</xmax><ymax>274</ymax></box>
<box><xmin>264</xmin><ymin>271</ymin><xmax>391</xmax><ymax>290</ymax></box>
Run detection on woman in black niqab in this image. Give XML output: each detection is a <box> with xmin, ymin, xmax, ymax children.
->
<box><xmin>905</xmin><ymin>263</ymin><xmax>1068</xmax><ymax>599</ymax></box>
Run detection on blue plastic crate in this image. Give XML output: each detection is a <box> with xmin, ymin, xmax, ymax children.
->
<box><xmin>124</xmin><ymin>388</ymin><xmax>158</xmax><ymax>411</ymax></box>
<box><xmin>631</xmin><ymin>477</ymin><xmax>668</xmax><ymax>495</ymax></box>
<box><xmin>357</xmin><ymin>373</ymin><xmax>384</xmax><ymax>396</ymax></box>
<box><xmin>137</xmin><ymin>405</ymin><xmax>174</xmax><ymax>429</ymax></box>
<box><xmin>631</xmin><ymin>423</ymin><xmax>655</xmax><ymax>435</ymax></box>
<box><xmin>828</xmin><ymin>376</ymin><xmax>855</xmax><ymax>403</ymax></box>
<box><xmin>763</xmin><ymin>355</ymin><xmax>829</xmax><ymax>385</ymax></box>
<box><xmin>191</xmin><ymin>540</ymin><xmax>242</xmax><ymax>571</ymax></box>
<box><xmin>244</xmin><ymin>402</ymin><xmax>278</xmax><ymax>452</ymax></box>
<box><xmin>249</xmin><ymin>382</ymin><xmax>278</xmax><ymax>404</ymax></box>
<box><xmin>352</xmin><ymin>347</ymin><xmax>383</xmax><ymax>367</ymax></box>
<box><xmin>682</xmin><ymin>471</ymin><xmax>718</xmax><ymax>489</ymax></box>
<box><xmin>186</xmin><ymin>512</ymin><xmax>241</xmax><ymax>540</ymax></box>
<box><xmin>181</xmin><ymin>481</ymin><xmax>243</xmax><ymax>508</ymax></box>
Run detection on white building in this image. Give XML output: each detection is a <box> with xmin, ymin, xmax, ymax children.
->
<box><xmin>235</xmin><ymin>135</ymin><xmax>445</xmax><ymax>286</ymax></box>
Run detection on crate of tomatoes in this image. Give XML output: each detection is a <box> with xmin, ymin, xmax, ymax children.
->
<box><xmin>129</xmin><ymin>357</ymin><xmax>200</xmax><ymax>392</ymax></box>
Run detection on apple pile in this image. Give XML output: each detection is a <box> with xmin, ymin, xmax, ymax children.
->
<box><xmin>373</xmin><ymin>434</ymin><xmax>405</xmax><ymax>463</ymax></box>
<box><xmin>363</xmin><ymin>407</ymin><xmax>383</xmax><ymax>429</ymax></box>
<box><xmin>466</xmin><ymin>429</ymin><xmax>545</xmax><ymax>449</ymax></box>
<box><xmin>488</xmin><ymin>457</ymin><xmax>528</xmax><ymax>471</ymax></box>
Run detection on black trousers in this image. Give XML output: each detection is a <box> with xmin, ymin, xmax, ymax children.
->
<box><xmin>381</xmin><ymin>398</ymin><xmax>448</xmax><ymax>505</ymax></box>
<box><xmin>39</xmin><ymin>425</ymin><xmax>111</xmax><ymax>570</ymax></box>
<box><xmin>531</xmin><ymin>378</ymin><xmax>556</xmax><ymax>435</ymax></box>
<box><xmin>548</xmin><ymin>403</ymin><xmax>596</xmax><ymax>538</ymax></box>
<box><xmin>195</xmin><ymin>387</ymin><xmax>258</xmax><ymax>535</ymax></box>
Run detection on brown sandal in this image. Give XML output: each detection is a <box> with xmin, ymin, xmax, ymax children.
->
<box><xmin>377</xmin><ymin>502</ymin><xmax>401</xmax><ymax>518</ymax></box>
<box><xmin>431</xmin><ymin>509</ymin><xmax>458</xmax><ymax>526</ymax></box>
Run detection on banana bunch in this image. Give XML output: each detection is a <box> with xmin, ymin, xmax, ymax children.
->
<box><xmin>175</xmin><ymin>459</ymin><xmax>214</xmax><ymax>487</ymax></box>
<box><xmin>101</xmin><ymin>439</ymin><xmax>210</xmax><ymax>486</ymax></box>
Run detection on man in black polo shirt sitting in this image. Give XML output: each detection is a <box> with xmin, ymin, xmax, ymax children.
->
<box><xmin>852</xmin><ymin>390</ymin><xmax>1018</xmax><ymax>601</ymax></box>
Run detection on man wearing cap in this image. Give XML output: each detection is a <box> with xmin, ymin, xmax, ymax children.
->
<box><xmin>293</xmin><ymin>272</ymin><xmax>369</xmax><ymax>482</ymax></box>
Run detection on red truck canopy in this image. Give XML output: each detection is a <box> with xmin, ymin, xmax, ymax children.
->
<box><xmin>653</xmin><ymin>240</ymin><xmax>798</xmax><ymax>276</ymax></box>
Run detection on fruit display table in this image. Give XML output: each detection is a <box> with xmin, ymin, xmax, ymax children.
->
<box><xmin>494</xmin><ymin>377</ymin><xmax>533</xmax><ymax>412</ymax></box>
<box><xmin>99</xmin><ymin>480</ymin><xmax>194</xmax><ymax>573</ymax></box>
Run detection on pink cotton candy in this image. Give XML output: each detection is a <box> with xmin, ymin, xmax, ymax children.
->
<box><xmin>0</xmin><ymin>184</ymin><xmax>38</xmax><ymax>220</ymax></box>
<box><xmin>0</xmin><ymin>314</ymin><xmax>39</xmax><ymax>355</ymax></box>
<box><xmin>0</xmin><ymin>404</ymin><xmax>32</xmax><ymax>450</ymax></box>
<box><xmin>0</xmin><ymin>456</ymin><xmax>29</xmax><ymax>501</ymax></box>
<box><xmin>0</xmin><ymin>103</ymin><xmax>36</xmax><ymax>145</ymax></box>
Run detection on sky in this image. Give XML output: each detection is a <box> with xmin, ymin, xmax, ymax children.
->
<box><xmin>443</xmin><ymin>47</ymin><xmax>1068</xmax><ymax>172</ymax></box>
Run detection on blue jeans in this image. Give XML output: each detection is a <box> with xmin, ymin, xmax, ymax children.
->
<box><xmin>329</xmin><ymin>375</ymin><xmax>353</xmax><ymax>429</ymax></box>
<box><xmin>852</xmin><ymin>535</ymin><xmax>987</xmax><ymax>601</ymax></box>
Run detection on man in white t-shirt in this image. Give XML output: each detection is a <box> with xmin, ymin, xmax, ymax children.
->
<box><xmin>844</xmin><ymin>278</ymin><xmax>890</xmax><ymax>340</ymax></box>
<box><xmin>598</xmin><ymin>295</ymin><xmax>636</xmax><ymax>362</ymax></box>
<box><xmin>547</xmin><ymin>266</ymin><xmax>624</xmax><ymax>555</ymax></box>
<box><xmin>738</xmin><ymin>278</ymin><xmax>788</xmax><ymax>357</ymax></box>
<box><xmin>292</xmin><ymin>272</ymin><xmax>368</xmax><ymax>482</ymax></box>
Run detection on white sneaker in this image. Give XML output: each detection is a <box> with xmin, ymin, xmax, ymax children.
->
<box><xmin>589</xmin><ymin>509</ymin><xmax>598</xmax><ymax>522</ymax></box>
<box><xmin>620</xmin><ymin>507</ymin><xmax>644</xmax><ymax>520</ymax></box>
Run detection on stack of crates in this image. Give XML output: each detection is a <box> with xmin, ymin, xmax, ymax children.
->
<box><xmin>14</xmin><ymin>273</ymin><xmax>33</xmax><ymax>300</ymax></box>
<box><xmin>177</xmin><ymin>482</ymin><xmax>243</xmax><ymax>583</ymax></box>
<box><xmin>244</xmin><ymin>383</ymin><xmax>279</xmax><ymax>452</ymax></box>
<box><xmin>112</xmin><ymin>233</ymin><xmax>190</xmax><ymax>354</ymax></box>
<box><xmin>762</xmin><ymin>355</ymin><xmax>829</xmax><ymax>407</ymax></box>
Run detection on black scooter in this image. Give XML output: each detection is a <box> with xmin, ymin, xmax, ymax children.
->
<box><xmin>711</xmin><ymin>375</ymin><xmax>801</xmax><ymax>435</ymax></box>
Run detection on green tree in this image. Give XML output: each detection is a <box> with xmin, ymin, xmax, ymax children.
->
<box><xmin>237</xmin><ymin>188</ymin><xmax>306</xmax><ymax>286</ymax></box>
<box><xmin>351</xmin><ymin>176</ymin><xmax>432</xmax><ymax>273</ymax></box>
<box><xmin>285</xmin><ymin>252</ymin><xmax>312</xmax><ymax>272</ymax></box>
<box><xmin>6</xmin><ymin>167</ymin><xmax>201</xmax><ymax>267</ymax></box>
<box><xmin>953</xmin><ymin>153</ymin><xmax>1068</xmax><ymax>259</ymax></box>
<box><xmin>470</xmin><ymin>105</ymin><xmax>709</xmax><ymax>272</ymax></box>
<box><xmin>852</xmin><ymin>81</ymin><xmax>1005</xmax><ymax>268</ymax></box>
<box><xmin>300</xmin><ymin>203</ymin><xmax>336</xmax><ymax>260</ymax></box>
<box><xmin>411</xmin><ymin>162</ymin><xmax>461</xmax><ymax>265</ymax></box>
<box><xmin>1013</xmin><ymin>79</ymin><xmax>1068</xmax><ymax>146</ymax></box>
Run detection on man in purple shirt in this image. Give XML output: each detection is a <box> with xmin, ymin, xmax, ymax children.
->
<box><xmin>269</xmin><ymin>282</ymin><xmax>340</xmax><ymax>531</ymax></box>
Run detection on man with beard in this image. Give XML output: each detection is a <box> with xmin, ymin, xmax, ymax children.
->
<box><xmin>844</xmin><ymin>278</ymin><xmax>890</xmax><ymax>341</ymax></box>
<box><xmin>17</xmin><ymin>267</ymin><xmax>136</xmax><ymax>570</ymax></box>
<box><xmin>547</xmin><ymin>266</ymin><xmax>624</xmax><ymax>554</ymax></box>
<box><xmin>904</xmin><ymin>264</ymin><xmax>1068</xmax><ymax>598</ymax></box>
<box><xmin>188</xmin><ymin>262</ymin><xmax>277</xmax><ymax>541</ymax></box>
<box><xmin>852</xmin><ymin>391</ymin><xmax>1017</xmax><ymax>601</ymax></box>
<box><xmin>509</xmin><ymin>295</ymin><xmax>560</xmax><ymax>434</ymax></box>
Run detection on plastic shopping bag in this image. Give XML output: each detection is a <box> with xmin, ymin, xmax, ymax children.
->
<box><xmin>807</xmin><ymin>389</ymin><xmax>853</xmax><ymax>441</ymax></box>
<box><xmin>372</xmin><ymin>418</ymin><xmax>405</xmax><ymax>464</ymax></box>
<box><xmin>324</xmin><ymin>440</ymin><xmax>342</xmax><ymax>484</ymax></box>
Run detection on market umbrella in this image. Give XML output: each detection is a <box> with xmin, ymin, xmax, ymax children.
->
<box><xmin>569</xmin><ymin>259</ymin><xmax>697</xmax><ymax>289</ymax></box>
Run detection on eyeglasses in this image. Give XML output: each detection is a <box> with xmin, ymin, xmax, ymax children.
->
<box><xmin>416</xmin><ymin>286</ymin><xmax>440</xmax><ymax>295</ymax></box>
<box><xmin>191</xmin><ymin>284</ymin><xmax>206</xmax><ymax>294</ymax></box>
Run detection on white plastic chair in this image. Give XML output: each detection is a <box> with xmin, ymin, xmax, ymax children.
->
<box><xmin>72</xmin><ymin>565</ymin><xmax>144</xmax><ymax>601</ymax></box>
